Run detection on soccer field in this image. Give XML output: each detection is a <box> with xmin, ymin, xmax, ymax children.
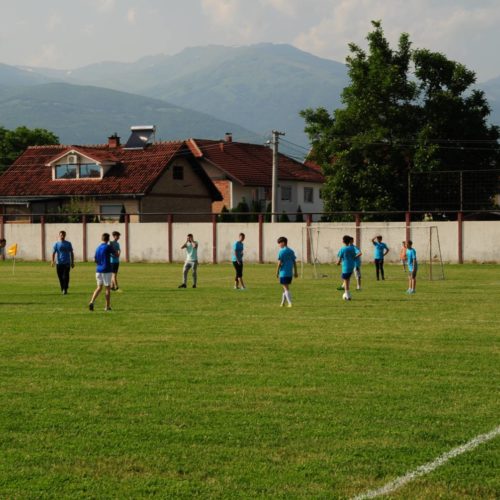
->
<box><xmin>0</xmin><ymin>262</ymin><xmax>498</xmax><ymax>498</ymax></box>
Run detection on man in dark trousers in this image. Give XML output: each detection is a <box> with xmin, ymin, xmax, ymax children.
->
<box><xmin>51</xmin><ymin>230</ymin><xmax>74</xmax><ymax>295</ymax></box>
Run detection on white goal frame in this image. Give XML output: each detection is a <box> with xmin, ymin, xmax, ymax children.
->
<box><xmin>301</xmin><ymin>224</ymin><xmax>445</xmax><ymax>280</ymax></box>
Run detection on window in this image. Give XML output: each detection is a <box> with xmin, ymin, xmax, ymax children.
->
<box><xmin>281</xmin><ymin>186</ymin><xmax>292</xmax><ymax>201</ymax></box>
<box><xmin>173</xmin><ymin>165</ymin><xmax>184</xmax><ymax>180</ymax></box>
<box><xmin>80</xmin><ymin>164</ymin><xmax>101</xmax><ymax>178</ymax></box>
<box><xmin>100</xmin><ymin>204</ymin><xmax>124</xmax><ymax>222</ymax></box>
<box><xmin>55</xmin><ymin>164</ymin><xmax>77</xmax><ymax>179</ymax></box>
<box><xmin>54</xmin><ymin>162</ymin><xmax>102</xmax><ymax>180</ymax></box>
<box><xmin>304</xmin><ymin>187</ymin><xmax>314</xmax><ymax>204</ymax></box>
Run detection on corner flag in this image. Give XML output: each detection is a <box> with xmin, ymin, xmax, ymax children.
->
<box><xmin>7</xmin><ymin>243</ymin><xmax>17</xmax><ymax>256</ymax></box>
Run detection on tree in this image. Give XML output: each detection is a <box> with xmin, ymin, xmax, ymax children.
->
<box><xmin>0</xmin><ymin>126</ymin><xmax>59</xmax><ymax>174</ymax></box>
<box><xmin>232</xmin><ymin>198</ymin><xmax>250</xmax><ymax>222</ymax></box>
<box><xmin>301</xmin><ymin>21</ymin><xmax>499</xmax><ymax>214</ymax></box>
<box><xmin>296</xmin><ymin>205</ymin><xmax>304</xmax><ymax>222</ymax></box>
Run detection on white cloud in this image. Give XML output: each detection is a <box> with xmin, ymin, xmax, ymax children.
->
<box><xmin>47</xmin><ymin>12</ymin><xmax>63</xmax><ymax>32</ymax></box>
<box><xmin>259</xmin><ymin>0</ymin><xmax>297</xmax><ymax>17</ymax></box>
<box><xmin>293</xmin><ymin>0</ymin><xmax>500</xmax><ymax>72</ymax></box>
<box><xmin>29</xmin><ymin>43</ymin><xmax>59</xmax><ymax>66</ymax></box>
<box><xmin>94</xmin><ymin>0</ymin><xmax>116</xmax><ymax>13</ymax></box>
<box><xmin>127</xmin><ymin>8</ymin><xmax>137</xmax><ymax>25</ymax></box>
<box><xmin>82</xmin><ymin>24</ymin><xmax>95</xmax><ymax>37</ymax></box>
<box><xmin>201</xmin><ymin>0</ymin><xmax>239</xmax><ymax>25</ymax></box>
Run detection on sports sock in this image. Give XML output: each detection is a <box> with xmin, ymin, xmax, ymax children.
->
<box><xmin>284</xmin><ymin>290</ymin><xmax>292</xmax><ymax>304</ymax></box>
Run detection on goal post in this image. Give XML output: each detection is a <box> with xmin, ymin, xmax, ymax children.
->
<box><xmin>301</xmin><ymin>224</ymin><xmax>445</xmax><ymax>280</ymax></box>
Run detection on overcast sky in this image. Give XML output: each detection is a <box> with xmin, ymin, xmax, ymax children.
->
<box><xmin>1</xmin><ymin>0</ymin><xmax>499</xmax><ymax>82</ymax></box>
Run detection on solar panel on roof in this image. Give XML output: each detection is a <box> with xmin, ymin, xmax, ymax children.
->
<box><xmin>124</xmin><ymin>125</ymin><xmax>156</xmax><ymax>149</ymax></box>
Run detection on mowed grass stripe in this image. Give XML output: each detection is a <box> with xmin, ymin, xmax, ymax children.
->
<box><xmin>0</xmin><ymin>262</ymin><xmax>498</xmax><ymax>498</ymax></box>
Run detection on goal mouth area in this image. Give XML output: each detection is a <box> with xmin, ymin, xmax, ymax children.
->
<box><xmin>301</xmin><ymin>224</ymin><xmax>445</xmax><ymax>281</ymax></box>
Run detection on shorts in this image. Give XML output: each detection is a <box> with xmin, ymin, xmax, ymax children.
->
<box><xmin>232</xmin><ymin>261</ymin><xmax>243</xmax><ymax>278</ymax></box>
<box><xmin>341</xmin><ymin>272</ymin><xmax>353</xmax><ymax>280</ymax></box>
<box><xmin>96</xmin><ymin>272</ymin><xmax>112</xmax><ymax>287</ymax></box>
<box><xmin>409</xmin><ymin>269</ymin><xmax>418</xmax><ymax>278</ymax></box>
<box><xmin>111</xmin><ymin>262</ymin><xmax>120</xmax><ymax>274</ymax></box>
<box><xmin>279</xmin><ymin>276</ymin><xmax>293</xmax><ymax>285</ymax></box>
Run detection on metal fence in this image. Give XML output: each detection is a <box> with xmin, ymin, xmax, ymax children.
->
<box><xmin>409</xmin><ymin>169</ymin><xmax>500</xmax><ymax>211</ymax></box>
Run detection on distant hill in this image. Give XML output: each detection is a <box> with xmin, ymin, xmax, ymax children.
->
<box><xmin>0</xmin><ymin>82</ymin><xmax>261</xmax><ymax>145</ymax></box>
<box><xmin>0</xmin><ymin>63</ymin><xmax>53</xmax><ymax>86</ymax></box>
<box><xmin>6</xmin><ymin>44</ymin><xmax>500</xmax><ymax>149</ymax></box>
<box><xmin>20</xmin><ymin>44</ymin><xmax>349</xmax><ymax>148</ymax></box>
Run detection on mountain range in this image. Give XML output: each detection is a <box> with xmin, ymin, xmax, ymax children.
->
<box><xmin>1</xmin><ymin>43</ymin><xmax>499</xmax><ymax>151</ymax></box>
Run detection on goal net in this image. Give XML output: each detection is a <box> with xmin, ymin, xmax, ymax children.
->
<box><xmin>301</xmin><ymin>224</ymin><xmax>445</xmax><ymax>281</ymax></box>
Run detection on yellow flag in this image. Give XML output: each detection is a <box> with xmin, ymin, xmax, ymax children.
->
<box><xmin>7</xmin><ymin>243</ymin><xmax>17</xmax><ymax>256</ymax></box>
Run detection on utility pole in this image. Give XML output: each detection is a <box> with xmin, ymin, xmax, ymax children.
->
<box><xmin>271</xmin><ymin>130</ymin><xmax>285</xmax><ymax>223</ymax></box>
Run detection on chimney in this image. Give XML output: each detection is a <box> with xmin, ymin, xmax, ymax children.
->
<box><xmin>108</xmin><ymin>133</ymin><xmax>120</xmax><ymax>149</ymax></box>
<box><xmin>225</xmin><ymin>132</ymin><xmax>233</xmax><ymax>143</ymax></box>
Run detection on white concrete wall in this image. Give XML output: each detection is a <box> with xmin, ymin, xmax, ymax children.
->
<box><xmin>217</xmin><ymin>223</ymin><xmax>260</xmax><ymax>263</ymax></box>
<box><xmin>462</xmin><ymin>222</ymin><xmax>500</xmax><ymax>263</ymax></box>
<box><xmin>3</xmin><ymin>221</ymin><xmax>500</xmax><ymax>263</ymax></box>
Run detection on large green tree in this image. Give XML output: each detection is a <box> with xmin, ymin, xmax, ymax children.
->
<box><xmin>301</xmin><ymin>21</ymin><xmax>499</xmax><ymax>214</ymax></box>
<box><xmin>0</xmin><ymin>126</ymin><xmax>59</xmax><ymax>174</ymax></box>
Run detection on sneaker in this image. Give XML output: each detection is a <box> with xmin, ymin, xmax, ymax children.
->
<box><xmin>356</xmin><ymin>287</ymin><xmax>361</xmax><ymax>291</ymax></box>
<box><xmin>192</xmin><ymin>284</ymin><xmax>197</xmax><ymax>288</ymax></box>
<box><xmin>280</xmin><ymin>302</ymin><xmax>285</xmax><ymax>307</ymax></box>
<box><xmin>178</xmin><ymin>284</ymin><xmax>187</xmax><ymax>288</ymax></box>
<box><xmin>62</xmin><ymin>290</ymin><xmax>67</xmax><ymax>295</ymax></box>
<box><xmin>234</xmin><ymin>285</ymin><xmax>239</xmax><ymax>290</ymax></box>
<box><xmin>287</xmin><ymin>303</ymin><xmax>292</xmax><ymax>308</ymax></box>
<box><xmin>88</xmin><ymin>303</ymin><xmax>94</xmax><ymax>311</ymax></box>
<box><xmin>240</xmin><ymin>287</ymin><xmax>246</xmax><ymax>290</ymax></box>
<box><xmin>104</xmin><ymin>307</ymin><xmax>112</xmax><ymax>311</ymax></box>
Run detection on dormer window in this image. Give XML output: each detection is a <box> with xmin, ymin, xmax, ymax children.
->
<box><xmin>80</xmin><ymin>164</ymin><xmax>101</xmax><ymax>178</ymax></box>
<box><xmin>49</xmin><ymin>150</ymin><xmax>116</xmax><ymax>180</ymax></box>
<box><xmin>55</xmin><ymin>164</ymin><xmax>77</xmax><ymax>179</ymax></box>
<box><xmin>55</xmin><ymin>163</ymin><xmax>101</xmax><ymax>179</ymax></box>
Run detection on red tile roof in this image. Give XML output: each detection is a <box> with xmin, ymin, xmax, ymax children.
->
<box><xmin>0</xmin><ymin>142</ymin><xmax>220</xmax><ymax>199</ymax></box>
<box><xmin>187</xmin><ymin>139</ymin><xmax>324</xmax><ymax>187</ymax></box>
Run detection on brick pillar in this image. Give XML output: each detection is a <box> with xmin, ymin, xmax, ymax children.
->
<box><xmin>306</xmin><ymin>214</ymin><xmax>313</xmax><ymax>264</ymax></box>
<box><xmin>355</xmin><ymin>213</ymin><xmax>361</xmax><ymax>248</ymax></box>
<box><xmin>258</xmin><ymin>214</ymin><xmax>264</xmax><ymax>264</ymax></box>
<box><xmin>82</xmin><ymin>215</ymin><xmax>87</xmax><ymax>262</ymax></box>
<box><xmin>124</xmin><ymin>214</ymin><xmax>130</xmax><ymax>263</ymax></box>
<box><xmin>458</xmin><ymin>212</ymin><xmax>464</xmax><ymax>264</ymax></box>
<box><xmin>405</xmin><ymin>212</ymin><xmax>411</xmax><ymax>242</ymax></box>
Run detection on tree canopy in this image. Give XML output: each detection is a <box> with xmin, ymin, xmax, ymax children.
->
<box><xmin>0</xmin><ymin>126</ymin><xmax>59</xmax><ymax>174</ymax></box>
<box><xmin>301</xmin><ymin>21</ymin><xmax>500</xmax><ymax>214</ymax></box>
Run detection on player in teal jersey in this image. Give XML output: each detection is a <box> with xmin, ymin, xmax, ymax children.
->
<box><xmin>406</xmin><ymin>240</ymin><xmax>418</xmax><ymax>294</ymax></box>
<box><xmin>276</xmin><ymin>236</ymin><xmax>298</xmax><ymax>307</ymax></box>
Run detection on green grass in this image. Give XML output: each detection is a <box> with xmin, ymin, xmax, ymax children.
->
<box><xmin>0</xmin><ymin>262</ymin><xmax>498</xmax><ymax>499</ymax></box>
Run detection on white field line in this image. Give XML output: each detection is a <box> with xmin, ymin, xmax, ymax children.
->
<box><xmin>352</xmin><ymin>425</ymin><xmax>500</xmax><ymax>500</ymax></box>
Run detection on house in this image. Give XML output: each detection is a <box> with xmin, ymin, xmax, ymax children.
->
<box><xmin>186</xmin><ymin>134</ymin><xmax>325</xmax><ymax>219</ymax></box>
<box><xmin>0</xmin><ymin>128</ymin><xmax>222</xmax><ymax>222</ymax></box>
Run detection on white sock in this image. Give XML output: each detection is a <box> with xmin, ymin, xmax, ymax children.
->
<box><xmin>284</xmin><ymin>290</ymin><xmax>292</xmax><ymax>304</ymax></box>
<box><xmin>281</xmin><ymin>293</ymin><xmax>285</xmax><ymax>304</ymax></box>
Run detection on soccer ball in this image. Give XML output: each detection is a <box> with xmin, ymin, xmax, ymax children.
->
<box><xmin>342</xmin><ymin>292</ymin><xmax>351</xmax><ymax>301</ymax></box>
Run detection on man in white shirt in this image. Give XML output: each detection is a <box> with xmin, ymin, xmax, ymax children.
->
<box><xmin>179</xmin><ymin>234</ymin><xmax>199</xmax><ymax>288</ymax></box>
